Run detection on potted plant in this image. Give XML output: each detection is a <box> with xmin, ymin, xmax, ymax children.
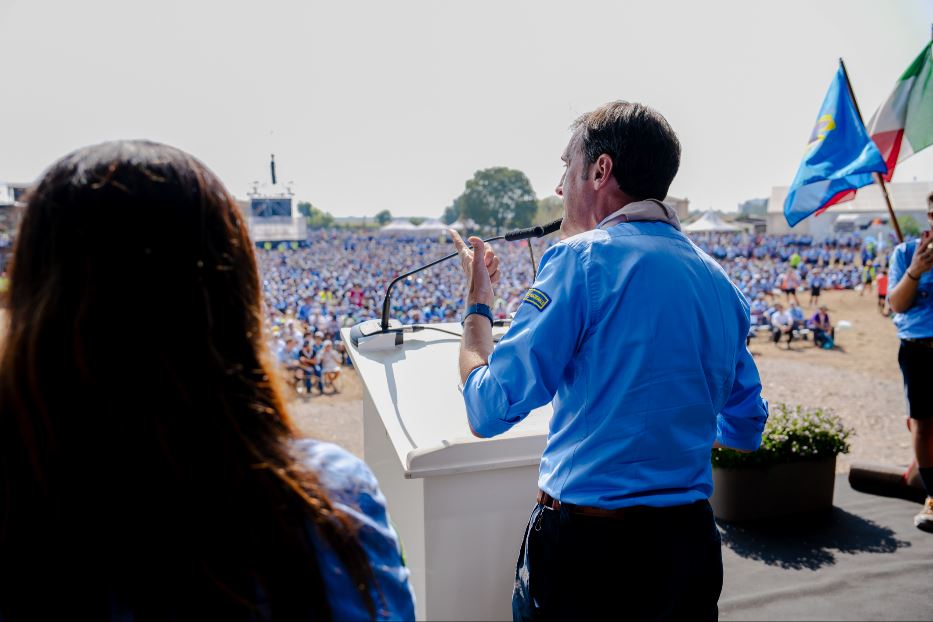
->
<box><xmin>710</xmin><ymin>404</ymin><xmax>853</xmax><ymax>521</ymax></box>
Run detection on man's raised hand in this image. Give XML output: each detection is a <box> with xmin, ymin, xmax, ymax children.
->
<box><xmin>449</xmin><ymin>229</ymin><xmax>499</xmax><ymax>307</ymax></box>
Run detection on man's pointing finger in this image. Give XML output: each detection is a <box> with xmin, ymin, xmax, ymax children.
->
<box><xmin>448</xmin><ymin>229</ymin><xmax>468</xmax><ymax>254</ymax></box>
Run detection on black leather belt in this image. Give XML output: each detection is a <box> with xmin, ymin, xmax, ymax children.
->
<box><xmin>537</xmin><ymin>490</ymin><xmax>672</xmax><ymax>520</ymax></box>
<box><xmin>536</xmin><ymin>490</ymin><xmax>705</xmax><ymax>520</ymax></box>
<box><xmin>537</xmin><ymin>490</ymin><xmax>633</xmax><ymax>519</ymax></box>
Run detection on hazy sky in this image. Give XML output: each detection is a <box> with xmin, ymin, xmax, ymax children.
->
<box><xmin>2</xmin><ymin>0</ymin><xmax>932</xmax><ymax>218</ymax></box>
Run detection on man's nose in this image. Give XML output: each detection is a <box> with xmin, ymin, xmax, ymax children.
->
<box><xmin>555</xmin><ymin>183</ymin><xmax>563</xmax><ymax>197</ymax></box>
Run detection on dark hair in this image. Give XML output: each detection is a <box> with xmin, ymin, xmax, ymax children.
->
<box><xmin>572</xmin><ymin>101</ymin><xmax>681</xmax><ymax>201</ymax></box>
<box><xmin>927</xmin><ymin>190</ymin><xmax>933</xmax><ymax>208</ymax></box>
<box><xmin>0</xmin><ymin>141</ymin><xmax>374</xmax><ymax>619</ymax></box>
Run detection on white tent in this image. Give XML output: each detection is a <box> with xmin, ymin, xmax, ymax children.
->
<box><xmin>684</xmin><ymin>211</ymin><xmax>739</xmax><ymax>233</ymax></box>
<box><xmin>379</xmin><ymin>219</ymin><xmax>420</xmax><ymax>236</ymax></box>
<box><xmin>417</xmin><ymin>218</ymin><xmax>449</xmax><ymax>236</ymax></box>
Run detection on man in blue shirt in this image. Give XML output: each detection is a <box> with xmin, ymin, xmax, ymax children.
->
<box><xmin>452</xmin><ymin>101</ymin><xmax>768</xmax><ymax>620</ymax></box>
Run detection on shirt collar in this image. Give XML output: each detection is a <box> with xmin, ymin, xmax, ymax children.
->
<box><xmin>596</xmin><ymin>198</ymin><xmax>682</xmax><ymax>231</ymax></box>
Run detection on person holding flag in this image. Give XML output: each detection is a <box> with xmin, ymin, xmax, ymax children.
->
<box><xmin>869</xmin><ymin>40</ymin><xmax>933</xmax><ymax>532</ymax></box>
<box><xmin>887</xmin><ymin>192</ymin><xmax>933</xmax><ymax>533</ymax></box>
<box><xmin>785</xmin><ymin>46</ymin><xmax>933</xmax><ymax>530</ymax></box>
<box><xmin>783</xmin><ymin>62</ymin><xmax>888</xmax><ymax>228</ymax></box>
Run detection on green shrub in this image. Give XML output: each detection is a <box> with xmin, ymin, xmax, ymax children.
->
<box><xmin>712</xmin><ymin>404</ymin><xmax>852</xmax><ymax>469</ymax></box>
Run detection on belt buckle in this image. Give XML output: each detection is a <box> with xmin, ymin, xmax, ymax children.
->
<box><xmin>537</xmin><ymin>490</ymin><xmax>559</xmax><ymax>511</ymax></box>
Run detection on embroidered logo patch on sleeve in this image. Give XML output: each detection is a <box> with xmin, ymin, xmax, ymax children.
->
<box><xmin>523</xmin><ymin>288</ymin><xmax>551</xmax><ymax>311</ymax></box>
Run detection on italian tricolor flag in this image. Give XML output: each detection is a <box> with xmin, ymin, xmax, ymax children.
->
<box><xmin>866</xmin><ymin>42</ymin><xmax>933</xmax><ymax>181</ymax></box>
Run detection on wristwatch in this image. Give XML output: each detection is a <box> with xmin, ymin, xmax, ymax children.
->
<box><xmin>462</xmin><ymin>303</ymin><xmax>494</xmax><ymax>326</ymax></box>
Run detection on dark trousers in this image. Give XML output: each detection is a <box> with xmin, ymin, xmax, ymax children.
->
<box><xmin>772</xmin><ymin>327</ymin><xmax>792</xmax><ymax>344</ymax></box>
<box><xmin>814</xmin><ymin>327</ymin><xmax>835</xmax><ymax>347</ymax></box>
<box><xmin>512</xmin><ymin>500</ymin><xmax>722</xmax><ymax>621</ymax></box>
<box><xmin>899</xmin><ymin>340</ymin><xmax>933</xmax><ymax>420</ymax></box>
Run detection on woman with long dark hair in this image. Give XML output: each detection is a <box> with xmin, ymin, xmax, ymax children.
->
<box><xmin>0</xmin><ymin>141</ymin><xmax>414</xmax><ymax>620</ymax></box>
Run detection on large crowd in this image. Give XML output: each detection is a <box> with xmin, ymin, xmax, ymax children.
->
<box><xmin>3</xmin><ymin>219</ymin><xmax>902</xmax><ymax>391</ymax></box>
<box><xmin>260</xmin><ymin>229</ymin><xmax>547</xmax><ymax>337</ymax></box>
<box><xmin>261</xmin><ymin>229</ymin><xmax>551</xmax><ymax>393</ymax></box>
<box><xmin>690</xmin><ymin>231</ymin><xmax>893</xmax><ymax>297</ymax></box>
<box><xmin>687</xmin><ymin>231</ymin><xmax>897</xmax><ymax>329</ymax></box>
<box><xmin>263</xmin><ymin>228</ymin><xmax>901</xmax><ymax>391</ymax></box>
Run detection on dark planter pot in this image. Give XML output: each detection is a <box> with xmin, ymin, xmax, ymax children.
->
<box><xmin>710</xmin><ymin>456</ymin><xmax>836</xmax><ymax>521</ymax></box>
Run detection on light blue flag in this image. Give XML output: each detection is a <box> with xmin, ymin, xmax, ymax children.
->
<box><xmin>784</xmin><ymin>65</ymin><xmax>888</xmax><ymax>227</ymax></box>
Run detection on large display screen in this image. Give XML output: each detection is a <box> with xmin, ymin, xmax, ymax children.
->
<box><xmin>251</xmin><ymin>198</ymin><xmax>292</xmax><ymax>218</ymax></box>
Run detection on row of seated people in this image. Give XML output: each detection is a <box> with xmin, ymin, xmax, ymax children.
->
<box><xmin>749</xmin><ymin>302</ymin><xmax>835</xmax><ymax>349</ymax></box>
<box><xmin>277</xmin><ymin>332</ymin><xmax>344</xmax><ymax>396</ymax></box>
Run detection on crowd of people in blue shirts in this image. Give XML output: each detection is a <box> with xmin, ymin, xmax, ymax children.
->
<box><xmin>263</xmin><ymin>229</ymin><xmax>550</xmax><ymax>393</ymax></box>
<box><xmin>263</xmin><ymin>228</ymin><xmax>897</xmax><ymax>387</ymax></box>
<box><xmin>3</xmin><ymin>224</ymin><xmax>894</xmax><ymax>371</ymax></box>
<box><xmin>690</xmin><ymin>231</ymin><xmax>889</xmax><ymax>301</ymax></box>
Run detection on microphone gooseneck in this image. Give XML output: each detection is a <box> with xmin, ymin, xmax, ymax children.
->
<box><xmin>350</xmin><ymin>219</ymin><xmax>564</xmax><ymax>347</ymax></box>
<box><xmin>379</xmin><ymin>234</ymin><xmax>504</xmax><ymax>332</ymax></box>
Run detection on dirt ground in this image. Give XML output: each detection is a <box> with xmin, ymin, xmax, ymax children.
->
<box><xmin>288</xmin><ymin>287</ymin><xmax>914</xmax><ymax>474</ymax></box>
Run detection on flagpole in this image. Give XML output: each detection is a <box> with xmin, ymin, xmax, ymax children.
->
<box><xmin>838</xmin><ymin>58</ymin><xmax>904</xmax><ymax>243</ymax></box>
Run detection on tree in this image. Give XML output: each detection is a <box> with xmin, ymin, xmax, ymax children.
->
<box><xmin>296</xmin><ymin>201</ymin><xmax>314</xmax><ymax>218</ymax></box>
<box><xmin>297</xmin><ymin>201</ymin><xmax>335</xmax><ymax>229</ymax></box>
<box><xmin>308</xmin><ymin>210</ymin><xmax>335</xmax><ymax>229</ymax></box>
<box><xmin>441</xmin><ymin>200</ymin><xmax>461</xmax><ymax>225</ymax></box>
<box><xmin>453</xmin><ymin>167</ymin><xmax>538</xmax><ymax>233</ymax></box>
<box><xmin>899</xmin><ymin>214</ymin><xmax>922</xmax><ymax>238</ymax></box>
<box><xmin>409</xmin><ymin>217</ymin><xmax>425</xmax><ymax>226</ymax></box>
<box><xmin>375</xmin><ymin>209</ymin><xmax>393</xmax><ymax>226</ymax></box>
<box><xmin>536</xmin><ymin>196</ymin><xmax>563</xmax><ymax>223</ymax></box>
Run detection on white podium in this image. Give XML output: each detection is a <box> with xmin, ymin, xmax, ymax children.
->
<box><xmin>343</xmin><ymin>325</ymin><xmax>551</xmax><ymax>621</ymax></box>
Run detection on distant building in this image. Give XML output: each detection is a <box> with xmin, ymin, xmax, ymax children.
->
<box><xmin>733</xmin><ymin>215</ymin><xmax>767</xmax><ymax>234</ymax></box>
<box><xmin>663</xmin><ymin>195</ymin><xmax>689</xmax><ymax>221</ymax></box>
<box><xmin>767</xmin><ymin>181</ymin><xmax>932</xmax><ymax>238</ymax></box>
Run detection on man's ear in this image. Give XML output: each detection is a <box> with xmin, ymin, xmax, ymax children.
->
<box><xmin>591</xmin><ymin>154</ymin><xmax>614</xmax><ymax>190</ymax></box>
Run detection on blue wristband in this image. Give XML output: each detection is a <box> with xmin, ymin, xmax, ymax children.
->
<box><xmin>462</xmin><ymin>303</ymin><xmax>494</xmax><ymax>326</ymax></box>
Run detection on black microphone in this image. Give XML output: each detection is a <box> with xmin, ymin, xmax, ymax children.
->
<box><xmin>503</xmin><ymin>218</ymin><xmax>563</xmax><ymax>241</ymax></box>
<box><xmin>348</xmin><ymin>219</ymin><xmax>563</xmax><ymax>348</ymax></box>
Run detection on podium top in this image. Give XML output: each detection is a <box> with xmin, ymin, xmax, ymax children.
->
<box><xmin>342</xmin><ymin>324</ymin><xmax>551</xmax><ymax>479</ymax></box>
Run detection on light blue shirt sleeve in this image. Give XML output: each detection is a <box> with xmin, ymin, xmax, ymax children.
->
<box><xmin>716</xmin><ymin>291</ymin><xmax>768</xmax><ymax>451</ymax></box>
<box><xmin>463</xmin><ymin>243</ymin><xmax>590</xmax><ymax>438</ymax></box>
<box><xmin>887</xmin><ymin>241</ymin><xmax>933</xmax><ymax>339</ymax></box>
<box><xmin>888</xmin><ymin>243</ymin><xmax>907</xmax><ymax>290</ymax></box>
<box><xmin>716</xmin><ymin>344</ymin><xmax>769</xmax><ymax>451</ymax></box>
